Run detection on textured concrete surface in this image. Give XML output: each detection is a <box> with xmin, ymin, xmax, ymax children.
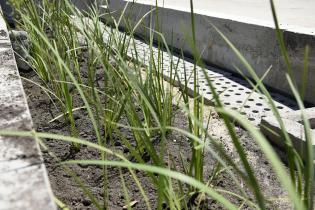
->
<box><xmin>71</xmin><ymin>0</ymin><xmax>102</xmax><ymax>12</ymax></box>
<box><xmin>260</xmin><ymin>108</ymin><xmax>315</xmax><ymax>161</ymax></box>
<box><xmin>0</xmin><ymin>12</ymin><xmax>56</xmax><ymax>210</ymax></box>
<box><xmin>106</xmin><ymin>0</ymin><xmax>315</xmax><ymax>105</ymax></box>
<box><xmin>123</xmin><ymin>0</ymin><xmax>315</xmax><ymax>35</ymax></box>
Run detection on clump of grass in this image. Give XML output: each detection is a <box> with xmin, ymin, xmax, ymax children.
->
<box><xmin>3</xmin><ymin>0</ymin><xmax>313</xmax><ymax>209</ymax></box>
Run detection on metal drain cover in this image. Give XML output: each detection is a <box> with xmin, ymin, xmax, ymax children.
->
<box><xmin>101</xmin><ymin>25</ymin><xmax>298</xmax><ymax>127</ymax></box>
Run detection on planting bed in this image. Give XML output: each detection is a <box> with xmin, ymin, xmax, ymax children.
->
<box><xmin>3</xmin><ymin>0</ymin><xmax>313</xmax><ymax>208</ymax></box>
<box><xmin>21</xmin><ymin>48</ymin><xmax>291</xmax><ymax>209</ymax></box>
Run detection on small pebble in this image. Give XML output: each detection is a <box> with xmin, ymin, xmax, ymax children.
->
<box><xmin>123</xmin><ymin>147</ymin><xmax>130</xmax><ymax>153</ymax></box>
<box><xmin>82</xmin><ymin>198</ymin><xmax>92</xmax><ymax>206</ymax></box>
<box><xmin>62</xmin><ymin>173</ymin><xmax>71</xmax><ymax>178</ymax></box>
<box><xmin>114</xmin><ymin>141</ymin><xmax>122</xmax><ymax>146</ymax></box>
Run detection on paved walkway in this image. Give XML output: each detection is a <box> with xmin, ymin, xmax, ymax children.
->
<box><xmin>125</xmin><ymin>0</ymin><xmax>315</xmax><ymax>34</ymax></box>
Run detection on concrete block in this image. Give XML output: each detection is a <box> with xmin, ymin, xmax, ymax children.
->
<box><xmin>260</xmin><ymin>108</ymin><xmax>315</xmax><ymax>161</ymax></box>
<box><xmin>0</xmin><ymin>12</ymin><xmax>56</xmax><ymax>210</ymax></box>
<box><xmin>0</xmin><ymin>164</ymin><xmax>55</xmax><ymax>210</ymax></box>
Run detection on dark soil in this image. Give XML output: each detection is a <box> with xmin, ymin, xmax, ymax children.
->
<box><xmin>21</xmin><ymin>58</ymin><xmax>291</xmax><ymax>210</ymax></box>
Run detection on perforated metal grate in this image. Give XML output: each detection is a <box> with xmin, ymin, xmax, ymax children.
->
<box><xmin>103</xmin><ymin>28</ymin><xmax>297</xmax><ymax>127</ymax></box>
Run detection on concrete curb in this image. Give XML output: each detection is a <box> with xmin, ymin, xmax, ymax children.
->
<box><xmin>0</xmin><ymin>12</ymin><xmax>56</xmax><ymax>210</ymax></box>
<box><xmin>260</xmin><ymin>108</ymin><xmax>315</xmax><ymax>161</ymax></box>
<box><xmin>105</xmin><ymin>0</ymin><xmax>315</xmax><ymax>105</ymax></box>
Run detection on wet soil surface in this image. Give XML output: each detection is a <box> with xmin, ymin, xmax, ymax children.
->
<box><xmin>21</xmin><ymin>57</ymin><xmax>291</xmax><ymax>210</ymax></box>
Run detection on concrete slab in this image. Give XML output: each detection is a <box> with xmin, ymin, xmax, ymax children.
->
<box><xmin>260</xmin><ymin>108</ymin><xmax>315</xmax><ymax>161</ymax></box>
<box><xmin>0</xmin><ymin>11</ymin><xmax>56</xmax><ymax>210</ymax></box>
<box><xmin>122</xmin><ymin>0</ymin><xmax>315</xmax><ymax>35</ymax></box>
<box><xmin>105</xmin><ymin>0</ymin><xmax>315</xmax><ymax>105</ymax></box>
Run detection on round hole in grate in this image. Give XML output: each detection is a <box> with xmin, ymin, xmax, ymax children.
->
<box><xmin>232</xmin><ymin>107</ymin><xmax>237</xmax><ymax>110</ymax></box>
<box><xmin>235</xmin><ymin>93</ymin><xmax>241</xmax><ymax>96</ymax></box>
<box><xmin>264</xmin><ymin>108</ymin><xmax>271</xmax><ymax>111</ymax></box>
<box><xmin>244</xmin><ymin>105</ymin><xmax>250</xmax><ymax>108</ymax></box>
<box><xmin>256</xmin><ymin>103</ymin><xmax>263</xmax><ymax>106</ymax></box>
<box><xmin>240</xmin><ymin>112</ymin><xmax>246</xmax><ymax>115</ymax></box>
<box><xmin>249</xmin><ymin>98</ymin><xmax>254</xmax><ymax>101</ymax></box>
<box><xmin>222</xmin><ymin>86</ymin><xmax>227</xmax><ymax>89</ymax></box>
<box><xmin>236</xmin><ymin>100</ymin><xmax>242</xmax><ymax>103</ymax></box>
<box><xmin>232</xmin><ymin>85</ymin><xmax>237</xmax><ymax>87</ymax></box>
<box><xmin>259</xmin><ymin>97</ymin><xmax>264</xmax><ymax>99</ymax></box>
<box><xmin>238</xmin><ymin>88</ymin><xmax>244</xmax><ymax>90</ymax></box>
<box><xmin>189</xmin><ymin>82</ymin><xmax>194</xmax><ymax>84</ymax></box>
<box><xmin>228</xmin><ymin>89</ymin><xmax>234</xmax><ymax>92</ymax></box>
<box><xmin>224</xmin><ymin>102</ymin><xmax>230</xmax><ymax>105</ymax></box>
<box><xmin>245</xmin><ymin>91</ymin><xmax>251</xmax><ymax>94</ymax></box>
<box><xmin>225</xmin><ymin>81</ymin><xmax>231</xmax><ymax>84</ymax></box>
<box><xmin>277</xmin><ymin>106</ymin><xmax>284</xmax><ymax>109</ymax></box>
<box><xmin>215</xmin><ymin>82</ymin><xmax>221</xmax><ymax>85</ymax></box>
<box><xmin>252</xmin><ymin>110</ymin><xmax>259</xmax><ymax>113</ymax></box>
<box><xmin>248</xmin><ymin>117</ymin><xmax>255</xmax><ymax>121</ymax></box>
<box><xmin>206</xmin><ymin>92</ymin><xmax>212</xmax><ymax>94</ymax></box>
<box><xmin>219</xmin><ymin>78</ymin><xmax>224</xmax><ymax>81</ymax></box>
<box><xmin>224</xmin><ymin>94</ymin><xmax>230</xmax><ymax>97</ymax></box>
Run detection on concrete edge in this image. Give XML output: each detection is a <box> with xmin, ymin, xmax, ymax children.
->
<box><xmin>0</xmin><ymin>11</ymin><xmax>56</xmax><ymax>210</ymax></box>
<box><xmin>260</xmin><ymin>108</ymin><xmax>315</xmax><ymax>161</ymax></box>
<box><xmin>123</xmin><ymin>0</ymin><xmax>315</xmax><ymax>36</ymax></box>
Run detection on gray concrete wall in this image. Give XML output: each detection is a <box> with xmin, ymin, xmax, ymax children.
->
<box><xmin>71</xmin><ymin>0</ymin><xmax>103</xmax><ymax>12</ymax></box>
<box><xmin>105</xmin><ymin>0</ymin><xmax>315</xmax><ymax>105</ymax></box>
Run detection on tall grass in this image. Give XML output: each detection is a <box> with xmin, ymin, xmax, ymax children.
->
<box><xmin>3</xmin><ymin>0</ymin><xmax>313</xmax><ymax>209</ymax></box>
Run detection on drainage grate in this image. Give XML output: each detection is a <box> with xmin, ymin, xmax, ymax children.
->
<box><xmin>102</xmin><ymin>27</ymin><xmax>297</xmax><ymax>126</ymax></box>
